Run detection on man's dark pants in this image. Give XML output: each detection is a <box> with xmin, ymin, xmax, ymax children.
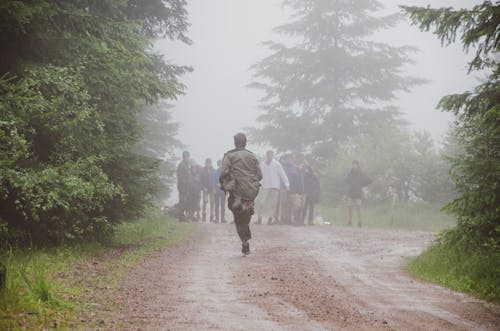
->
<box><xmin>302</xmin><ymin>195</ymin><xmax>315</xmax><ymax>225</ymax></box>
<box><xmin>228</xmin><ymin>195</ymin><xmax>253</xmax><ymax>242</ymax></box>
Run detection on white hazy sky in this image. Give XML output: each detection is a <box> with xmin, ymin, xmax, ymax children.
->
<box><xmin>156</xmin><ymin>0</ymin><xmax>482</xmax><ymax>164</ymax></box>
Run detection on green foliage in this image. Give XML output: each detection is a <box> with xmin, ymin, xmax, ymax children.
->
<box><xmin>0</xmin><ymin>1</ymin><xmax>190</xmax><ymax>244</ymax></box>
<box><xmin>403</xmin><ymin>2</ymin><xmax>499</xmax><ymax>249</ymax></box>
<box><xmin>249</xmin><ymin>0</ymin><xmax>424</xmax><ymax>157</ymax></box>
<box><xmin>401</xmin><ymin>1</ymin><xmax>500</xmax><ymax>72</ymax></box>
<box><xmin>0</xmin><ymin>66</ymin><xmax>122</xmax><ymax>244</ymax></box>
<box><xmin>134</xmin><ymin>102</ymin><xmax>183</xmax><ymax>202</ymax></box>
<box><xmin>409</xmin><ymin>240</ymin><xmax>500</xmax><ymax>302</ymax></box>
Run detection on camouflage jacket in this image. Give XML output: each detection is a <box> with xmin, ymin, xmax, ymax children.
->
<box><xmin>220</xmin><ymin>148</ymin><xmax>262</xmax><ymax>200</ymax></box>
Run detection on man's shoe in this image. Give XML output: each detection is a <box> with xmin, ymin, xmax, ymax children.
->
<box><xmin>242</xmin><ymin>242</ymin><xmax>250</xmax><ymax>255</ymax></box>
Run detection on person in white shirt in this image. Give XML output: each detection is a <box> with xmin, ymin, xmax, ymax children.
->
<box><xmin>256</xmin><ymin>150</ymin><xmax>290</xmax><ymax>224</ymax></box>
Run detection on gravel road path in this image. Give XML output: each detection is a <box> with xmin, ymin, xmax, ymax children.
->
<box><xmin>107</xmin><ymin>224</ymin><xmax>499</xmax><ymax>330</ymax></box>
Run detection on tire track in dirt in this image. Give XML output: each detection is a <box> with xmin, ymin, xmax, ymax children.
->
<box><xmin>102</xmin><ymin>224</ymin><xmax>499</xmax><ymax>330</ymax></box>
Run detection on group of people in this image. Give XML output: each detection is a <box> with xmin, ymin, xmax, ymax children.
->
<box><xmin>175</xmin><ymin>151</ymin><xmax>228</xmax><ymax>223</ymax></box>
<box><xmin>174</xmin><ymin>147</ymin><xmax>321</xmax><ymax>228</ymax></box>
<box><xmin>256</xmin><ymin>150</ymin><xmax>320</xmax><ymax>226</ymax></box>
<box><xmin>174</xmin><ymin>133</ymin><xmax>371</xmax><ymax>255</ymax></box>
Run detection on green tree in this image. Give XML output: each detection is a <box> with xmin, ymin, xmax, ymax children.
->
<box><xmin>134</xmin><ymin>102</ymin><xmax>183</xmax><ymax>202</ymax></box>
<box><xmin>0</xmin><ymin>1</ymin><xmax>190</xmax><ymax>244</ymax></box>
<box><xmin>321</xmin><ymin>125</ymin><xmax>454</xmax><ymax>205</ymax></box>
<box><xmin>402</xmin><ymin>1</ymin><xmax>499</xmax><ymax>248</ymax></box>
<box><xmin>249</xmin><ymin>0</ymin><xmax>423</xmax><ymax>158</ymax></box>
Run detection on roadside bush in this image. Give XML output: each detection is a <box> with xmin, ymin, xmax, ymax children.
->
<box><xmin>409</xmin><ymin>240</ymin><xmax>500</xmax><ymax>302</ymax></box>
<box><xmin>0</xmin><ymin>1</ymin><xmax>190</xmax><ymax>245</ymax></box>
<box><xmin>0</xmin><ymin>66</ymin><xmax>122</xmax><ymax>245</ymax></box>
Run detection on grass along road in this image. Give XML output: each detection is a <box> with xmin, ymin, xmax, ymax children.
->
<box><xmin>0</xmin><ymin>213</ymin><xmax>193</xmax><ymax>330</ymax></box>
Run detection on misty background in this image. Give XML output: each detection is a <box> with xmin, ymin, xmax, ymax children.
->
<box><xmin>156</xmin><ymin>0</ymin><xmax>481</xmax><ymax>163</ymax></box>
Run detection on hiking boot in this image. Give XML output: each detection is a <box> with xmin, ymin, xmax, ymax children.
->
<box><xmin>242</xmin><ymin>242</ymin><xmax>250</xmax><ymax>255</ymax></box>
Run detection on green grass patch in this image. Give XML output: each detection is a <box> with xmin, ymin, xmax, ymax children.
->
<box><xmin>408</xmin><ymin>241</ymin><xmax>500</xmax><ymax>303</ymax></box>
<box><xmin>0</xmin><ymin>212</ymin><xmax>193</xmax><ymax>330</ymax></box>
<box><xmin>317</xmin><ymin>202</ymin><xmax>456</xmax><ymax>232</ymax></box>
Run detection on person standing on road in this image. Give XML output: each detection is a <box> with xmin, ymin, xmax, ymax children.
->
<box><xmin>346</xmin><ymin>160</ymin><xmax>372</xmax><ymax>227</ymax></box>
<box><xmin>188</xmin><ymin>160</ymin><xmax>203</xmax><ymax>222</ymax></box>
<box><xmin>281</xmin><ymin>155</ymin><xmax>302</xmax><ymax>225</ymax></box>
<box><xmin>220</xmin><ymin>133</ymin><xmax>262</xmax><ymax>255</ymax></box>
<box><xmin>256</xmin><ymin>150</ymin><xmax>289</xmax><ymax>225</ymax></box>
<box><xmin>201</xmin><ymin>158</ymin><xmax>216</xmax><ymax>222</ymax></box>
<box><xmin>302</xmin><ymin>162</ymin><xmax>320</xmax><ymax>225</ymax></box>
<box><xmin>214</xmin><ymin>160</ymin><xmax>227</xmax><ymax>223</ymax></box>
<box><xmin>176</xmin><ymin>151</ymin><xmax>192</xmax><ymax>221</ymax></box>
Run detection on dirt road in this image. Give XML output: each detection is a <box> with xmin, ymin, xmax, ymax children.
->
<box><xmin>107</xmin><ymin>224</ymin><xmax>499</xmax><ymax>330</ymax></box>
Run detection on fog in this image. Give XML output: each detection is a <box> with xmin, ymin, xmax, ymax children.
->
<box><xmin>156</xmin><ymin>0</ymin><xmax>481</xmax><ymax>163</ymax></box>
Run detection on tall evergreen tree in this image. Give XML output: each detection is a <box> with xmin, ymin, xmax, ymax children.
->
<box><xmin>249</xmin><ymin>0</ymin><xmax>423</xmax><ymax>158</ymax></box>
<box><xmin>402</xmin><ymin>1</ymin><xmax>499</xmax><ymax>248</ymax></box>
<box><xmin>134</xmin><ymin>102</ymin><xmax>183</xmax><ymax>202</ymax></box>
<box><xmin>0</xmin><ymin>0</ymin><xmax>190</xmax><ymax>243</ymax></box>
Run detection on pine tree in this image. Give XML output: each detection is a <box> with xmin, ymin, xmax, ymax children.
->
<box><xmin>0</xmin><ymin>0</ymin><xmax>190</xmax><ymax>243</ymax></box>
<box><xmin>402</xmin><ymin>1</ymin><xmax>499</xmax><ymax>248</ymax></box>
<box><xmin>250</xmin><ymin>0</ymin><xmax>423</xmax><ymax>158</ymax></box>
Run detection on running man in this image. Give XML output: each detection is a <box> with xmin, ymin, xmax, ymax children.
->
<box><xmin>220</xmin><ymin>133</ymin><xmax>262</xmax><ymax>255</ymax></box>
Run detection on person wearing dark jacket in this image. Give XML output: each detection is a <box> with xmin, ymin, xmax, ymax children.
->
<box><xmin>188</xmin><ymin>160</ymin><xmax>203</xmax><ymax>222</ymax></box>
<box><xmin>220</xmin><ymin>133</ymin><xmax>262</xmax><ymax>255</ymax></box>
<box><xmin>281</xmin><ymin>155</ymin><xmax>303</xmax><ymax>225</ymax></box>
<box><xmin>346</xmin><ymin>160</ymin><xmax>372</xmax><ymax>227</ymax></box>
<box><xmin>302</xmin><ymin>162</ymin><xmax>320</xmax><ymax>225</ymax></box>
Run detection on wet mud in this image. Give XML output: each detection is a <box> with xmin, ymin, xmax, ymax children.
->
<box><xmin>103</xmin><ymin>224</ymin><xmax>499</xmax><ymax>330</ymax></box>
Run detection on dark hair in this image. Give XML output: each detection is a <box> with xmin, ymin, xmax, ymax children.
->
<box><xmin>352</xmin><ymin>160</ymin><xmax>359</xmax><ymax>165</ymax></box>
<box><xmin>234</xmin><ymin>133</ymin><xmax>247</xmax><ymax>148</ymax></box>
<box><xmin>183</xmin><ymin>151</ymin><xmax>190</xmax><ymax>158</ymax></box>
